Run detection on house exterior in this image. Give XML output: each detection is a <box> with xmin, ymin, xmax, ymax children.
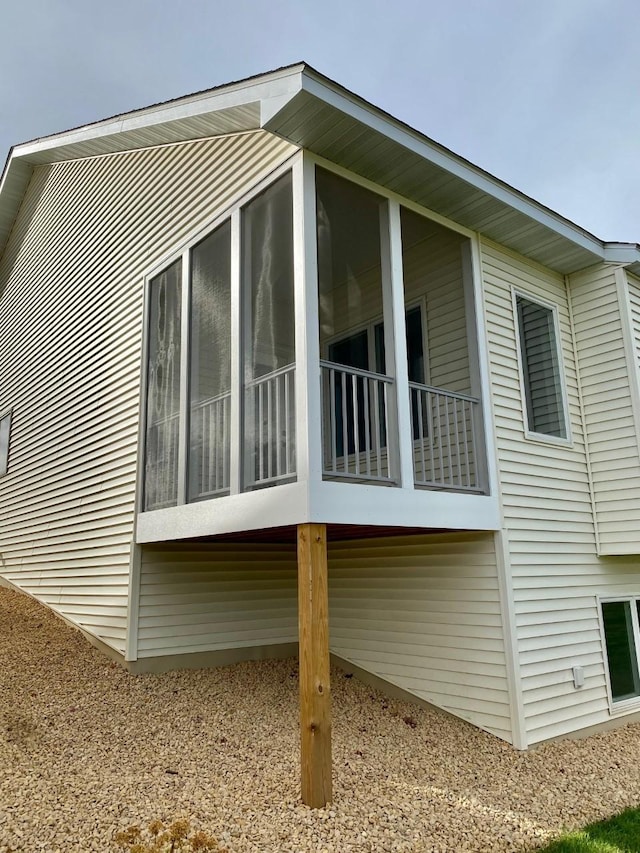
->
<box><xmin>2</xmin><ymin>63</ymin><xmax>640</xmax><ymax>754</ymax></box>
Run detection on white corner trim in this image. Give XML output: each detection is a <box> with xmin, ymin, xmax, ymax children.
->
<box><xmin>125</xmin><ymin>543</ymin><xmax>142</xmax><ymax>662</ymax></box>
<box><xmin>494</xmin><ymin>529</ymin><xmax>528</xmax><ymax>750</ymax></box>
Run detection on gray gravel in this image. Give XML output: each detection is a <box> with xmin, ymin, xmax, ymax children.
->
<box><xmin>1</xmin><ymin>585</ymin><xmax>639</xmax><ymax>853</ymax></box>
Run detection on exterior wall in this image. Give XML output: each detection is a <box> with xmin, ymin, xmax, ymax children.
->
<box><xmin>570</xmin><ymin>264</ymin><xmax>640</xmax><ymax>556</ymax></box>
<box><xmin>137</xmin><ymin>542</ymin><xmax>298</xmax><ymax>658</ymax></box>
<box><xmin>328</xmin><ymin>532</ymin><xmax>513</xmax><ymax>742</ymax></box>
<box><xmin>481</xmin><ymin>238</ymin><xmax>640</xmax><ymax>744</ymax></box>
<box><xmin>0</xmin><ymin>130</ymin><xmax>297</xmax><ymax>654</ymax></box>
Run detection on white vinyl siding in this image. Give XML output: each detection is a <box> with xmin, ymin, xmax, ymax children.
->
<box><xmin>0</xmin><ymin>130</ymin><xmax>297</xmax><ymax>654</ymax></box>
<box><xmin>571</xmin><ymin>265</ymin><xmax>640</xmax><ymax>555</ymax></box>
<box><xmin>482</xmin><ymin>241</ymin><xmax>640</xmax><ymax>743</ymax></box>
<box><xmin>138</xmin><ymin>542</ymin><xmax>298</xmax><ymax>657</ymax></box>
<box><xmin>328</xmin><ymin>532</ymin><xmax>512</xmax><ymax>742</ymax></box>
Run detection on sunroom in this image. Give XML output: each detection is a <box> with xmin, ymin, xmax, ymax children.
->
<box><xmin>136</xmin><ymin>154</ymin><xmax>499</xmax><ymax>544</ymax></box>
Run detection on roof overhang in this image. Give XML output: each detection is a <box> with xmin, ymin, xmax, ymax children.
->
<box><xmin>1</xmin><ymin>62</ymin><xmax>639</xmax><ymax>275</ymax></box>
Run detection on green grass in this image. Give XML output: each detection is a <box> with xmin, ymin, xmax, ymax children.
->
<box><xmin>536</xmin><ymin>808</ymin><xmax>640</xmax><ymax>852</ymax></box>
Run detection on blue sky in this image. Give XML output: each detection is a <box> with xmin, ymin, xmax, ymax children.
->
<box><xmin>1</xmin><ymin>0</ymin><xmax>638</xmax><ymax>241</ymax></box>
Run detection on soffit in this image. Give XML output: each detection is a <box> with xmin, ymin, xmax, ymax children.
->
<box><xmin>264</xmin><ymin>85</ymin><xmax>605</xmax><ymax>274</ymax></box>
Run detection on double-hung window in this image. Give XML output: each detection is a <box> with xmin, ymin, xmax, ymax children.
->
<box><xmin>514</xmin><ymin>291</ymin><xmax>569</xmax><ymax>442</ymax></box>
<box><xmin>601</xmin><ymin>597</ymin><xmax>640</xmax><ymax>707</ymax></box>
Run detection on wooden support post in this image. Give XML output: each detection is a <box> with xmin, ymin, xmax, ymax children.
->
<box><xmin>297</xmin><ymin>522</ymin><xmax>332</xmax><ymax>808</ymax></box>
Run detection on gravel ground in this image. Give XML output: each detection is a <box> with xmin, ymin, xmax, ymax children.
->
<box><xmin>2</xmin><ymin>586</ymin><xmax>640</xmax><ymax>853</ymax></box>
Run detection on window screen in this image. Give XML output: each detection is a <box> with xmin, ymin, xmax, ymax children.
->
<box><xmin>189</xmin><ymin>222</ymin><xmax>231</xmax><ymax>502</ymax></box>
<box><xmin>516</xmin><ymin>294</ymin><xmax>567</xmax><ymax>439</ymax></box>
<box><xmin>0</xmin><ymin>411</ymin><xmax>11</xmax><ymax>477</ymax></box>
<box><xmin>143</xmin><ymin>259</ymin><xmax>182</xmax><ymax>510</ymax></box>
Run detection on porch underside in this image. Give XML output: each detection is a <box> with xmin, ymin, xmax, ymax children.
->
<box><xmin>133</xmin><ymin>527</ymin><xmax>513</xmax><ymax>745</ymax></box>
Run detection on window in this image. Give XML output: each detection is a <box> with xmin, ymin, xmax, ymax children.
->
<box><xmin>601</xmin><ymin>598</ymin><xmax>640</xmax><ymax>705</ymax></box>
<box><xmin>0</xmin><ymin>411</ymin><xmax>11</xmax><ymax>477</ymax></box>
<box><xmin>515</xmin><ymin>292</ymin><xmax>568</xmax><ymax>440</ymax></box>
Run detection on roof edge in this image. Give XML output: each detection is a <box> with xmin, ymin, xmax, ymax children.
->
<box><xmin>295</xmin><ymin>66</ymin><xmax>618</xmax><ymax>263</ymax></box>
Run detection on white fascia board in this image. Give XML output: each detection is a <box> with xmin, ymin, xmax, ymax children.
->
<box><xmin>136</xmin><ymin>481</ymin><xmax>311</xmax><ymax>543</ymax></box>
<box><xmin>603</xmin><ymin>242</ymin><xmax>640</xmax><ymax>266</ymax></box>
<box><xmin>298</xmin><ymin>69</ymin><xmax>608</xmax><ymax>262</ymax></box>
<box><xmin>309</xmin><ymin>481</ymin><xmax>501</xmax><ymax>531</ymax></box>
<box><xmin>11</xmin><ymin>65</ymin><xmax>305</xmax><ymax>163</ymax></box>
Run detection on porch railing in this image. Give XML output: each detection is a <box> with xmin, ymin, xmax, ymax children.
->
<box><xmin>321</xmin><ymin>360</ymin><xmax>394</xmax><ymax>482</ymax></box>
<box><xmin>409</xmin><ymin>382</ymin><xmax>480</xmax><ymax>491</ymax></box>
<box><xmin>246</xmin><ymin>363</ymin><xmax>296</xmax><ymax>487</ymax></box>
<box><xmin>144</xmin><ymin>411</ymin><xmax>179</xmax><ymax>510</ymax></box>
<box><xmin>190</xmin><ymin>391</ymin><xmax>231</xmax><ymax>499</ymax></box>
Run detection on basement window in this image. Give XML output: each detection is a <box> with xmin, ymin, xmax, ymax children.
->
<box><xmin>0</xmin><ymin>411</ymin><xmax>11</xmax><ymax>477</ymax></box>
<box><xmin>601</xmin><ymin>598</ymin><xmax>640</xmax><ymax>706</ymax></box>
<box><xmin>514</xmin><ymin>292</ymin><xmax>569</xmax><ymax>442</ymax></box>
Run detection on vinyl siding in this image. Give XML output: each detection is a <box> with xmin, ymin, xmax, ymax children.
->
<box><xmin>0</xmin><ymin>130</ymin><xmax>297</xmax><ymax>654</ymax></box>
<box><xmin>570</xmin><ymin>265</ymin><xmax>640</xmax><ymax>555</ymax></box>
<box><xmin>138</xmin><ymin>542</ymin><xmax>298</xmax><ymax>657</ymax></box>
<box><xmin>628</xmin><ymin>273</ymin><xmax>640</xmax><ymax>372</ymax></box>
<box><xmin>328</xmin><ymin>532</ymin><xmax>512</xmax><ymax>742</ymax></box>
<box><xmin>482</xmin><ymin>240</ymin><xmax>640</xmax><ymax>743</ymax></box>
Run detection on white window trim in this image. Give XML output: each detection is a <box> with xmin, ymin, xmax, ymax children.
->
<box><xmin>511</xmin><ymin>287</ymin><xmax>572</xmax><ymax>447</ymax></box>
<box><xmin>598</xmin><ymin>594</ymin><xmax>640</xmax><ymax>715</ymax></box>
<box><xmin>0</xmin><ymin>408</ymin><xmax>12</xmax><ymax>478</ymax></box>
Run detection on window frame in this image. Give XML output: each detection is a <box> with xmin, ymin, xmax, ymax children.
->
<box><xmin>0</xmin><ymin>409</ymin><xmax>12</xmax><ymax>477</ymax></box>
<box><xmin>511</xmin><ymin>287</ymin><xmax>572</xmax><ymax>447</ymax></box>
<box><xmin>599</xmin><ymin>594</ymin><xmax>640</xmax><ymax>713</ymax></box>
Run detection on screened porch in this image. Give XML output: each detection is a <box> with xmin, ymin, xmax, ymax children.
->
<box><xmin>139</xmin><ymin>158</ymin><xmax>490</xmax><ymax>539</ymax></box>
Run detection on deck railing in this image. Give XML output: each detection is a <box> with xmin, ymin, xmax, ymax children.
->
<box><xmin>409</xmin><ymin>382</ymin><xmax>480</xmax><ymax>491</ymax></box>
<box><xmin>145</xmin><ymin>368</ymin><xmax>482</xmax><ymax>503</ymax></box>
<box><xmin>321</xmin><ymin>360</ymin><xmax>394</xmax><ymax>482</ymax></box>
<box><xmin>246</xmin><ymin>363</ymin><xmax>296</xmax><ymax>487</ymax></box>
<box><xmin>190</xmin><ymin>391</ymin><xmax>231</xmax><ymax>499</ymax></box>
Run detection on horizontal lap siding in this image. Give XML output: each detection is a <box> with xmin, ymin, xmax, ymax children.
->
<box><xmin>328</xmin><ymin>532</ymin><xmax>512</xmax><ymax>742</ymax></box>
<box><xmin>482</xmin><ymin>242</ymin><xmax>640</xmax><ymax>743</ymax></box>
<box><xmin>0</xmin><ymin>131</ymin><xmax>297</xmax><ymax>654</ymax></box>
<box><xmin>138</xmin><ymin>543</ymin><xmax>298</xmax><ymax>656</ymax></box>
<box><xmin>571</xmin><ymin>266</ymin><xmax>640</xmax><ymax>554</ymax></box>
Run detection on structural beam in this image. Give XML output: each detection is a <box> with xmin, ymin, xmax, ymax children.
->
<box><xmin>297</xmin><ymin>522</ymin><xmax>332</xmax><ymax>807</ymax></box>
